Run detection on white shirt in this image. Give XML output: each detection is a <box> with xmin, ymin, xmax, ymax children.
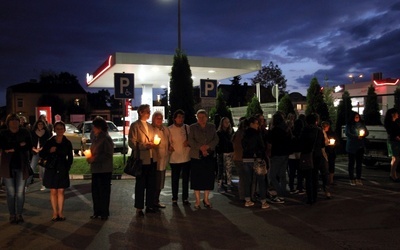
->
<box><xmin>168</xmin><ymin>124</ymin><xmax>190</xmax><ymax>163</ymax></box>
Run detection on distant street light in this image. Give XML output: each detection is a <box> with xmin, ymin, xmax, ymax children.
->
<box><xmin>349</xmin><ymin>74</ymin><xmax>363</xmax><ymax>84</ymax></box>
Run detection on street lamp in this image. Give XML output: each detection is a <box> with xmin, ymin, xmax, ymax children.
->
<box><xmin>349</xmin><ymin>74</ymin><xmax>363</xmax><ymax>84</ymax></box>
<box><xmin>178</xmin><ymin>0</ymin><xmax>181</xmax><ymax>50</ymax></box>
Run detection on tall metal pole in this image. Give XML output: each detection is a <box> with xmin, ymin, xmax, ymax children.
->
<box><xmin>178</xmin><ymin>0</ymin><xmax>181</xmax><ymax>50</ymax></box>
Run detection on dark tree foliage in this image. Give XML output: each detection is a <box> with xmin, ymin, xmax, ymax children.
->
<box><xmin>246</xmin><ymin>96</ymin><xmax>263</xmax><ymax>117</ymax></box>
<box><xmin>393</xmin><ymin>87</ymin><xmax>400</xmax><ymax>111</ymax></box>
<box><xmin>278</xmin><ymin>94</ymin><xmax>295</xmax><ymax>116</ymax></box>
<box><xmin>40</xmin><ymin>71</ymin><xmax>79</xmax><ymax>85</ymax></box>
<box><xmin>87</xmin><ymin>89</ymin><xmax>111</xmax><ymax>110</ymax></box>
<box><xmin>305</xmin><ymin>77</ymin><xmax>329</xmax><ymax>122</ymax></box>
<box><xmin>37</xmin><ymin>94</ymin><xmax>66</xmax><ymax>122</ymax></box>
<box><xmin>209</xmin><ymin>89</ymin><xmax>234</xmax><ymax>127</ymax></box>
<box><xmin>228</xmin><ymin>75</ymin><xmax>247</xmax><ymax>107</ymax></box>
<box><xmin>363</xmin><ymin>85</ymin><xmax>382</xmax><ymax>125</ymax></box>
<box><xmin>335</xmin><ymin>91</ymin><xmax>352</xmax><ymax>139</ymax></box>
<box><xmin>168</xmin><ymin>50</ymin><xmax>196</xmax><ymax>125</ymax></box>
<box><xmin>251</xmin><ymin>61</ymin><xmax>287</xmax><ymax>94</ymax></box>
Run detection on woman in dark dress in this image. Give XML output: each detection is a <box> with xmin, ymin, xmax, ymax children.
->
<box><xmin>189</xmin><ymin>109</ymin><xmax>219</xmax><ymax>209</ymax></box>
<box><xmin>40</xmin><ymin>121</ymin><xmax>73</xmax><ymax>221</ymax></box>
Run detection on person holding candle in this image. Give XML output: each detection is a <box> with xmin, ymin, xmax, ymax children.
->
<box><xmin>128</xmin><ymin>104</ymin><xmax>159</xmax><ymax>217</ymax></box>
<box><xmin>345</xmin><ymin>112</ymin><xmax>369</xmax><ymax>186</ymax></box>
<box><xmin>86</xmin><ymin>116</ymin><xmax>114</xmax><ymax>220</ymax></box>
<box><xmin>322</xmin><ymin>121</ymin><xmax>338</xmax><ymax>186</ymax></box>
<box><xmin>151</xmin><ymin>111</ymin><xmax>171</xmax><ymax>209</ymax></box>
<box><xmin>40</xmin><ymin>121</ymin><xmax>73</xmax><ymax>221</ymax></box>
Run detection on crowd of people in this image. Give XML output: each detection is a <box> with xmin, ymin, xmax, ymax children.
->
<box><xmin>1</xmin><ymin>104</ymin><xmax>398</xmax><ymax>223</ymax></box>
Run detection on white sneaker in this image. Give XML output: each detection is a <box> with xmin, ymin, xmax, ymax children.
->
<box><xmin>350</xmin><ymin>180</ymin><xmax>356</xmax><ymax>186</ymax></box>
<box><xmin>245</xmin><ymin>201</ymin><xmax>255</xmax><ymax>207</ymax></box>
<box><xmin>261</xmin><ymin>202</ymin><xmax>270</xmax><ymax>209</ymax></box>
<box><xmin>40</xmin><ymin>186</ymin><xmax>46</xmax><ymax>191</ymax></box>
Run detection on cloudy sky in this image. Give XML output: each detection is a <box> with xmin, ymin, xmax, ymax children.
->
<box><xmin>1</xmin><ymin>0</ymin><xmax>400</xmax><ymax>106</ymax></box>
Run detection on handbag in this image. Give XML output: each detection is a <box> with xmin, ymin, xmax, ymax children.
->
<box><xmin>253</xmin><ymin>158</ymin><xmax>267</xmax><ymax>175</ymax></box>
<box><xmin>299</xmin><ymin>129</ymin><xmax>318</xmax><ymax>171</ymax></box>
<box><xmin>124</xmin><ymin>143</ymin><xmax>142</xmax><ymax>177</ymax></box>
<box><xmin>38</xmin><ymin>154</ymin><xmax>57</xmax><ymax>169</ymax></box>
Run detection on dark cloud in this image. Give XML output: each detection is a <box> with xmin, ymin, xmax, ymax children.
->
<box><xmin>1</xmin><ymin>0</ymin><xmax>399</xmax><ymax>105</ymax></box>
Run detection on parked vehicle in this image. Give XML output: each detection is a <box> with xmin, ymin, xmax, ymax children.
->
<box><xmin>65</xmin><ymin>123</ymin><xmax>82</xmax><ymax>155</ymax></box>
<box><xmin>74</xmin><ymin>120</ymin><xmax>128</xmax><ymax>155</ymax></box>
<box><xmin>342</xmin><ymin>125</ymin><xmax>390</xmax><ymax>166</ymax></box>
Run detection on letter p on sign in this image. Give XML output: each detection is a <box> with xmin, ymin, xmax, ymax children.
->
<box><xmin>200</xmin><ymin>79</ymin><xmax>217</xmax><ymax>98</ymax></box>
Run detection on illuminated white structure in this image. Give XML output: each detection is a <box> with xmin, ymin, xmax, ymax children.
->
<box><xmin>86</xmin><ymin>52</ymin><xmax>261</xmax><ymax>107</ymax></box>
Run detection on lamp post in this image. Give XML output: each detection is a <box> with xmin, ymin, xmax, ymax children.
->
<box><xmin>178</xmin><ymin>0</ymin><xmax>181</xmax><ymax>50</ymax></box>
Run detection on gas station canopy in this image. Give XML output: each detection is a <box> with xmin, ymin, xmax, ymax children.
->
<box><xmin>86</xmin><ymin>52</ymin><xmax>262</xmax><ymax>88</ymax></box>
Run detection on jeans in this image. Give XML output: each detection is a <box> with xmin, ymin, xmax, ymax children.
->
<box><xmin>27</xmin><ymin>154</ymin><xmax>45</xmax><ymax>185</ymax></box>
<box><xmin>243</xmin><ymin>161</ymin><xmax>266</xmax><ymax>202</ymax></box>
<box><xmin>170</xmin><ymin>161</ymin><xmax>191</xmax><ymax>202</ymax></box>
<box><xmin>348</xmin><ymin>148</ymin><xmax>364</xmax><ymax>180</ymax></box>
<box><xmin>234</xmin><ymin>160</ymin><xmax>246</xmax><ymax>200</ymax></box>
<box><xmin>269</xmin><ymin>155</ymin><xmax>289</xmax><ymax>197</ymax></box>
<box><xmin>4</xmin><ymin>168</ymin><xmax>27</xmax><ymax>215</ymax></box>
<box><xmin>288</xmin><ymin>158</ymin><xmax>301</xmax><ymax>191</ymax></box>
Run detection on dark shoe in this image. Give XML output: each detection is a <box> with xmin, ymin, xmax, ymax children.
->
<box><xmin>203</xmin><ymin>200</ymin><xmax>212</xmax><ymax>208</ymax></box>
<box><xmin>9</xmin><ymin>215</ymin><xmax>17</xmax><ymax>224</ymax></box>
<box><xmin>51</xmin><ymin>217</ymin><xmax>58</xmax><ymax>222</ymax></box>
<box><xmin>172</xmin><ymin>200</ymin><xmax>178</xmax><ymax>207</ymax></box>
<box><xmin>136</xmin><ymin>210</ymin><xmax>145</xmax><ymax>217</ymax></box>
<box><xmin>390</xmin><ymin>176</ymin><xmax>400</xmax><ymax>182</ymax></box>
<box><xmin>194</xmin><ymin>204</ymin><xmax>201</xmax><ymax>209</ymax></box>
<box><xmin>90</xmin><ymin>215</ymin><xmax>99</xmax><ymax>219</ymax></box>
<box><xmin>183</xmin><ymin>200</ymin><xmax>191</xmax><ymax>206</ymax></box>
<box><xmin>57</xmin><ymin>216</ymin><xmax>66</xmax><ymax>221</ymax></box>
<box><xmin>145</xmin><ymin>207</ymin><xmax>158</xmax><ymax>213</ymax></box>
<box><xmin>155</xmin><ymin>203</ymin><xmax>166</xmax><ymax>208</ymax></box>
<box><xmin>16</xmin><ymin>215</ymin><xmax>24</xmax><ymax>224</ymax></box>
<box><xmin>100</xmin><ymin>216</ymin><xmax>108</xmax><ymax>220</ymax></box>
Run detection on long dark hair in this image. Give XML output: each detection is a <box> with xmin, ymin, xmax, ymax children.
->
<box><xmin>384</xmin><ymin>108</ymin><xmax>399</xmax><ymax>129</ymax></box>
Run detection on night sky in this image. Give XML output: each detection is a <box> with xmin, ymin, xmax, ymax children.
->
<box><xmin>1</xmin><ymin>0</ymin><xmax>400</xmax><ymax>106</ymax></box>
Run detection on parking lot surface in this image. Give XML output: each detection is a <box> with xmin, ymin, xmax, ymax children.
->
<box><xmin>1</xmin><ymin>158</ymin><xmax>400</xmax><ymax>250</ymax></box>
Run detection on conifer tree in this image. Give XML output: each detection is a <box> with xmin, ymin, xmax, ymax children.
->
<box><xmin>278</xmin><ymin>94</ymin><xmax>295</xmax><ymax>116</ymax></box>
<box><xmin>168</xmin><ymin>50</ymin><xmax>196</xmax><ymax>125</ymax></box>
<box><xmin>246</xmin><ymin>96</ymin><xmax>263</xmax><ymax>117</ymax></box>
<box><xmin>363</xmin><ymin>85</ymin><xmax>382</xmax><ymax>125</ymax></box>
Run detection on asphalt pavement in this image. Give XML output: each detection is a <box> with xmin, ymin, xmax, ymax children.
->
<box><xmin>1</xmin><ymin>157</ymin><xmax>400</xmax><ymax>250</ymax></box>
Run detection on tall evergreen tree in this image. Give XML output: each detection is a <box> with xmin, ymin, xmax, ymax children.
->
<box><xmin>335</xmin><ymin>91</ymin><xmax>352</xmax><ymax>139</ymax></box>
<box><xmin>305</xmin><ymin>77</ymin><xmax>329</xmax><ymax>122</ymax></box>
<box><xmin>363</xmin><ymin>85</ymin><xmax>382</xmax><ymax>125</ymax></box>
<box><xmin>278</xmin><ymin>94</ymin><xmax>295</xmax><ymax>116</ymax></box>
<box><xmin>246</xmin><ymin>96</ymin><xmax>263</xmax><ymax>117</ymax></box>
<box><xmin>210</xmin><ymin>89</ymin><xmax>234</xmax><ymax>127</ymax></box>
<box><xmin>393</xmin><ymin>87</ymin><xmax>400</xmax><ymax>111</ymax></box>
<box><xmin>323</xmin><ymin>87</ymin><xmax>337</xmax><ymax>129</ymax></box>
<box><xmin>168</xmin><ymin>50</ymin><xmax>196</xmax><ymax>125</ymax></box>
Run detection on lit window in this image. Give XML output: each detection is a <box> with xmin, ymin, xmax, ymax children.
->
<box><xmin>74</xmin><ymin>98</ymin><xmax>80</xmax><ymax>106</ymax></box>
<box><xmin>17</xmin><ymin>98</ymin><xmax>23</xmax><ymax>108</ymax></box>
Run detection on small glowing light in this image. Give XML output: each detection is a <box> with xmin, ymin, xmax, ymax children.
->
<box><xmin>208</xmin><ymin>70</ymin><xmax>216</xmax><ymax>73</ymax></box>
<box><xmin>84</xmin><ymin>149</ymin><xmax>92</xmax><ymax>158</ymax></box>
<box><xmin>154</xmin><ymin>134</ymin><xmax>161</xmax><ymax>145</ymax></box>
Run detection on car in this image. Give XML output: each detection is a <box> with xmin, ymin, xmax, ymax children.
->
<box><xmin>65</xmin><ymin>123</ymin><xmax>82</xmax><ymax>155</ymax></box>
<box><xmin>74</xmin><ymin>120</ymin><xmax>128</xmax><ymax>155</ymax></box>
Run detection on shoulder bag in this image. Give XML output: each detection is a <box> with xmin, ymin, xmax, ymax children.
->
<box><xmin>124</xmin><ymin>143</ymin><xmax>142</xmax><ymax>177</ymax></box>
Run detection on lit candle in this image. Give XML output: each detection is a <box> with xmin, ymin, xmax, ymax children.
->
<box><xmin>84</xmin><ymin>149</ymin><xmax>92</xmax><ymax>158</ymax></box>
<box><xmin>329</xmin><ymin>138</ymin><xmax>335</xmax><ymax>145</ymax></box>
<box><xmin>153</xmin><ymin>134</ymin><xmax>161</xmax><ymax>145</ymax></box>
<box><xmin>359</xmin><ymin>129</ymin><xmax>365</xmax><ymax>137</ymax></box>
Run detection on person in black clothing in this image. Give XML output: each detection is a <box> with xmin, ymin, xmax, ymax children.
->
<box><xmin>384</xmin><ymin>108</ymin><xmax>400</xmax><ymax>182</ymax></box>
<box><xmin>242</xmin><ymin>116</ymin><xmax>269</xmax><ymax>209</ymax></box>
<box><xmin>40</xmin><ymin>121</ymin><xmax>73</xmax><ymax>221</ymax></box>
<box><xmin>321</xmin><ymin>121</ymin><xmax>338</xmax><ymax>185</ymax></box>
<box><xmin>299</xmin><ymin>114</ymin><xmax>325</xmax><ymax>205</ymax></box>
